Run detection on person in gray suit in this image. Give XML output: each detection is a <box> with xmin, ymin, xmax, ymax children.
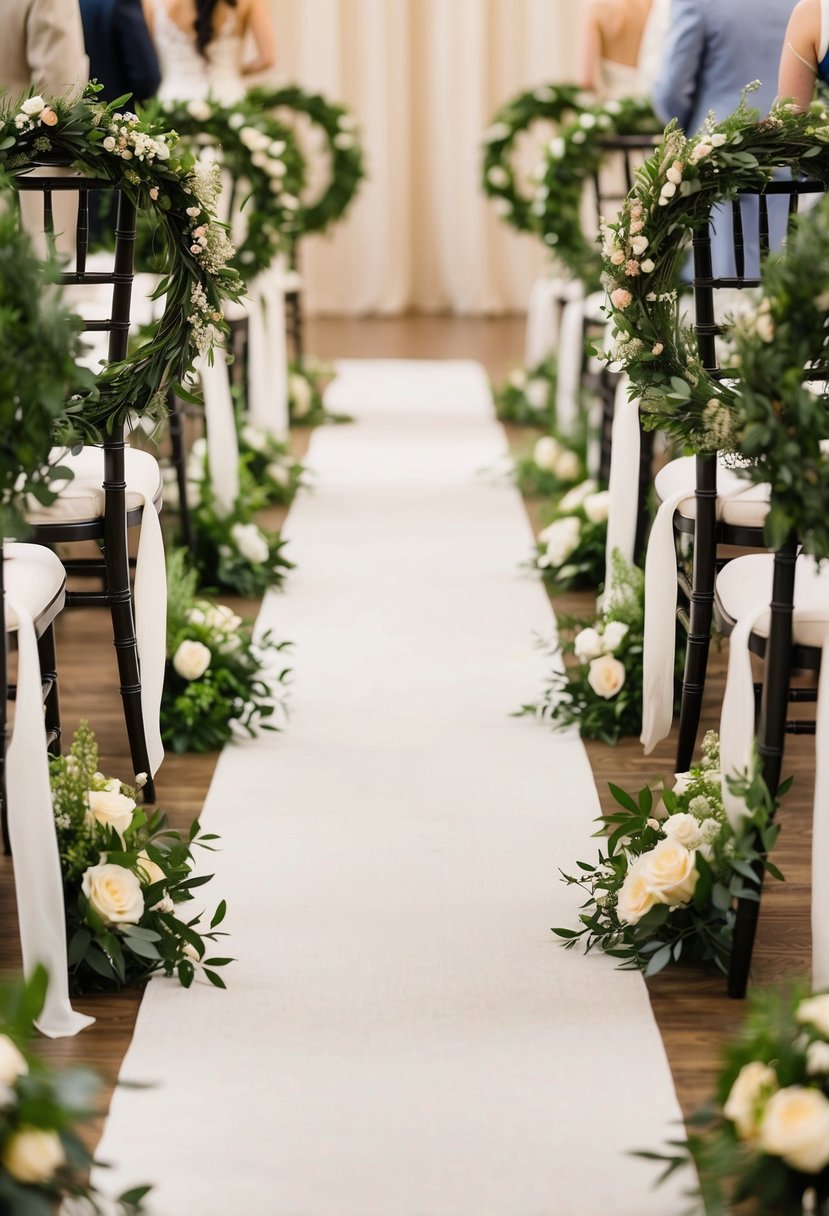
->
<box><xmin>651</xmin><ymin>0</ymin><xmax>795</xmax><ymax>276</ymax></box>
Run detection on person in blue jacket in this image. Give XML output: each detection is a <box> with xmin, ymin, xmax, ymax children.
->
<box><xmin>79</xmin><ymin>0</ymin><xmax>160</xmax><ymax>105</ymax></box>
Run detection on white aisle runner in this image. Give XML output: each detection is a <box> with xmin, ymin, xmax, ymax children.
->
<box><xmin>95</xmin><ymin>361</ymin><xmax>688</xmax><ymax>1215</ymax></box>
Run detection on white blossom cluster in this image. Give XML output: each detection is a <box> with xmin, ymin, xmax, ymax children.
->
<box><xmin>101</xmin><ymin>112</ymin><xmax>172</xmax><ymax>163</ymax></box>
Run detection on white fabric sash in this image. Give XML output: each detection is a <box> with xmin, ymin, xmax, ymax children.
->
<box><xmin>131</xmin><ymin>490</ymin><xmax>166</xmax><ymax>779</ymax></box>
<box><xmin>603</xmin><ymin>376</ymin><xmax>639</xmax><ymax>592</ymax></box>
<box><xmin>246</xmin><ymin>263</ymin><xmax>290</xmax><ymax>439</ymax></box>
<box><xmin>556</xmin><ymin>298</ymin><xmax>588</xmax><ymax>435</ymax></box>
<box><xmin>199</xmin><ymin>350</ymin><xmax>241</xmax><ymax>518</ymax></box>
<box><xmin>6</xmin><ymin>593</ymin><xmax>94</xmax><ymax>1037</ymax></box>
<box><xmin>524</xmin><ymin>275</ymin><xmax>580</xmax><ymax>366</ymax></box>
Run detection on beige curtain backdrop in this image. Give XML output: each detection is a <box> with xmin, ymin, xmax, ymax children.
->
<box><xmin>267</xmin><ymin>1</ymin><xmax>581</xmax><ymax>314</ymax></box>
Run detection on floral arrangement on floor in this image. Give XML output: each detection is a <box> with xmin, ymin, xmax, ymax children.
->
<box><xmin>644</xmin><ymin>985</ymin><xmax>829</xmax><ymax>1214</ymax></box>
<box><xmin>0</xmin><ymin>83</ymin><xmax>244</xmax><ymax>437</ymax></box>
<box><xmin>600</xmin><ymin>90</ymin><xmax>829</xmax><ymax>453</ymax></box>
<box><xmin>519</xmin><ymin>551</ymin><xmax>681</xmax><ymax>744</ymax></box>
<box><xmin>236</xmin><ymin>420</ymin><xmax>305</xmax><ymax>506</ymax></box>
<box><xmin>553</xmin><ymin>731</ymin><xmax>784</xmax><ymax>975</ymax></box>
<box><xmin>289</xmin><ymin>357</ymin><xmax>345</xmax><ymax>426</ymax></box>
<box><xmin>533</xmin><ymin>480</ymin><xmax>608</xmax><ymax>592</ymax></box>
<box><xmin>0</xmin><ymin>968</ymin><xmax>150</xmax><ymax>1213</ymax></box>
<box><xmin>532</xmin><ymin>95</ymin><xmax>660</xmax><ymax>285</ymax></box>
<box><xmin>162</xmin><ymin>548</ymin><xmax>291</xmax><ymax>753</ymax></box>
<box><xmin>51</xmin><ymin>722</ymin><xmax>231</xmax><ymax>993</ymax></box>
<box><xmin>494</xmin><ymin>354</ymin><xmax>557</xmax><ymax>425</ymax></box>
<box><xmin>513</xmin><ymin>429</ymin><xmax>586</xmax><ymax>499</ymax></box>
<box><xmin>481</xmin><ymin>83</ymin><xmax>586</xmax><ymax>234</ymax></box>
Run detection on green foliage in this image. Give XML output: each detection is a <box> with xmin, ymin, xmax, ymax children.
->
<box><xmin>236</xmin><ymin>421</ymin><xmax>305</xmax><ymax>507</ymax></box>
<box><xmin>288</xmin><ymin>357</ymin><xmax>349</xmax><ymax>427</ymax></box>
<box><xmin>494</xmin><ymin>354</ymin><xmax>557</xmax><ymax>425</ymax></box>
<box><xmin>51</xmin><ymin>723</ymin><xmax>231</xmax><ymax>993</ymax></box>
<box><xmin>162</xmin><ymin>548</ymin><xmax>291</xmax><ymax>752</ymax></box>
<box><xmin>513</xmin><ymin>425</ymin><xmax>588</xmax><ymax>499</ymax></box>
<box><xmin>533</xmin><ymin>482</ymin><xmax>607</xmax><ymax>593</ymax></box>
<box><xmin>190</xmin><ymin>485</ymin><xmax>293</xmax><ymax>597</ymax></box>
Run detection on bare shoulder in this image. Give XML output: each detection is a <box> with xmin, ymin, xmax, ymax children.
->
<box><xmin>788</xmin><ymin>0</ymin><xmax>821</xmax><ymax>48</ymax></box>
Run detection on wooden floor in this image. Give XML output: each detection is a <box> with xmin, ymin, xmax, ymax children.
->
<box><xmin>3</xmin><ymin>315</ymin><xmax>816</xmax><ymax>1150</ymax></box>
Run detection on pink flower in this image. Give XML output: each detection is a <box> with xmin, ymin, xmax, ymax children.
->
<box><xmin>39</xmin><ymin>106</ymin><xmax>58</xmax><ymax>127</ymax></box>
<box><xmin>652</xmin><ymin>342</ymin><xmax>664</xmax><ymax>356</ymax></box>
<box><xmin>610</xmin><ymin>287</ymin><xmax>633</xmax><ymax>310</ymax></box>
<box><xmin>624</xmin><ymin>260</ymin><xmax>641</xmax><ymax>277</ymax></box>
<box><xmin>149</xmin><ymin>186</ymin><xmax>159</xmax><ymax>200</ymax></box>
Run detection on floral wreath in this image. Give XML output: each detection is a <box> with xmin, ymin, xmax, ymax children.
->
<box><xmin>481</xmin><ymin>83</ymin><xmax>585</xmax><ymax>234</ymax></box>
<box><xmin>0</xmin><ymin>85</ymin><xmax>243</xmax><ymax>437</ymax></box>
<box><xmin>149</xmin><ymin>95</ymin><xmax>306</xmax><ymax>282</ymax></box>
<box><xmin>247</xmin><ymin>84</ymin><xmax>365</xmax><ymax>236</ymax></box>
<box><xmin>602</xmin><ymin>93</ymin><xmax>829</xmax><ymax>453</ymax></box>
<box><xmin>534</xmin><ymin>95</ymin><xmax>660</xmax><ymax>285</ymax></box>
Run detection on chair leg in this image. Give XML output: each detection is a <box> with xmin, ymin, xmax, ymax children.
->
<box><xmin>633</xmin><ymin>426</ymin><xmax>654</xmax><ymax>565</ymax></box>
<box><xmin>597</xmin><ymin>370</ymin><xmax>615</xmax><ymax>487</ymax></box>
<box><xmin>37</xmin><ymin>624</ymin><xmax>61</xmax><ymax>757</ymax></box>
<box><xmin>675</xmin><ymin>456</ymin><xmax>718</xmax><ymax>772</ymax></box>
<box><xmin>167</xmin><ymin>391</ymin><xmax>196</xmax><ymax>558</ymax></box>
<box><xmin>727</xmin><ymin>538</ymin><xmax>797</xmax><ymax>999</ymax></box>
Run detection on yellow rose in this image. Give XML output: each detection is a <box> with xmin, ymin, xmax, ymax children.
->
<box><xmin>723</xmin><ymin>1062</ymin><xmax>777</xmax><ymax>1140</ymax></box>
<box><xmin>638</xmin><ymin>839</ymin><xmax>698</xmax><ymax>906</ymax></box>
<box><xmin>3</xmin><ymin>1127</ymin><xmax>65</xmax><ymax>1183</ymax></box>
<box><xmin>616</xmin><ymin>861</ymin><xmax>658</xmax><ymax>925</ymax></box>
<box><xmin>85</xmin><ymin>789</ymin><xmax>136</xmax><ymax>841</ymax></box>
<box><xmin>759</xmin><ymin>1087</ymin><xmax>829</xmax><ymax>1174</ymax></box>
<box><xmin>82</xmin><ymin>863</ymin><xmax>144</xmax><ymax>925</ymax></box>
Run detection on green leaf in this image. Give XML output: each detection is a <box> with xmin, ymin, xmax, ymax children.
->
<box><xmin>210</xmin><ymin>899</ymin><xmax>227</xmax><ymax>929</ymax></box>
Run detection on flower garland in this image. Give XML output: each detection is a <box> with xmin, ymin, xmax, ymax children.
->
<box><xmin>52</xmin><ymin>722</ymin><xmax>230</xmax><ymax>993</ymax></box>
<box><xmin>554</xmin><ymin>732</ymin><xmax>783</xmax><ymax>975</ymax></box>
<box><xmin>533</xmin><ymin>480</ymin><xmax>608</xmax><ymax>592</ymax></box>
<box><xmin>494</xmin><ymin>354</ymin><xmax>557</xmax><ymax>425</ymax></box>
<box><xmin>533</xmin><ymin>95</ymin><xmax>660</xmax><ymax>284</ymax></box>
<box><xmin>0</xmin><ymin>968</ymin><xmax>150</xmax><ymax>1212</ymax></box>
<box><xmin>601</xmin><ymin>93</ymin><xmax>829</xmax><ymax>452</ymax></box>
<box><xmin>481</xmin><ymin>84</ymin><xmax>585</xmax><ymax>234</ymax></box>
<box><xmin>646</xmin><ymin>986</ymin><xmax>829</xmax><ymax>1213</ymax></box>
<box><xmin>0</xmin><ymin>85</ymin><xmax>244</xmax><ymax>437</ymax></box>
<box><xmin>147</xmin><ymin>96</ymin><xmax>306</xmax><ymax>282</ymax></box>
<box><xmin>247</xmin><ymin>85</ymin><xmax>366</xmax><ymax>237</ymax></box>
<box><xmin>162</xmin><ymin>548</ymin><xmax>291</xmax><ymax>752</ymax></box>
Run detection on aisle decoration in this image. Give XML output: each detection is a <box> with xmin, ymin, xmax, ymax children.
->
<box><xmin>237</xmin><ymin>420</ymin><xmax>305</xmax><ymax>506</ymax></box>
<box><xmin>533</xmin><ymin>95</ymin><xmax>660</xmax><ymax>284</ymax></box>
<box><xmin>0</xmin><ymin>969</ymin><xmax>150</xmax><ymax>1214</ymax></box>
<box><xmin>147</xmin><ymin>95</ymin><xmax>306</xmax><ymax>282</ymax></box>
<box><xmin>247</xmin><ymin>85</ymin><xmax>366</xmax><ymax>237</ymax></box>
<box><xmin>289</xmin><ymin>356</ymin><xmax>346</xmax><ymax>426</ymax></box>
<box><xmin>533</xmin><ymin>480</ymin><xmax>608</xmax><ymax>592</ymax></box>
<box><xmin>554</xmin><ymin>732</ymin><xmax>783</xmax><ymax>975</ymax></box>
<box><xmin>52</xmin><ymin>723</ymin><xmax>231</xmax><ymax>993</ymax></box>
<box><xmin>644</xmin><ymin>986</ymin><xmax>829</xmax><ymax>1214</ymax></box>
<box><xmin>0</xmin><ymin>84</ymin><xmax>244</xmax><ymax>436</ymax></box>
<box><xmin>162</xmin><ymin>549</ymin><xmax>291</xmax><ymax>753</ymax></box>
<box><xmin>494</xmin><ymin>354</ymin><xmax>557</xmax><ymax>425</ymax></box>
<box><xmin>601</xmin><ymin>91</ymin><xmax>829</xmax><ymax>453</ymax></box>
<box><xmin>481</xmin><ymin>84</ymin><xmax>585</xmax><ymax>234</ymax></box>
<box><xmin>514</xmin><ymin>428</ymin><xmax>586</xmax><ymax>498</ymax></box>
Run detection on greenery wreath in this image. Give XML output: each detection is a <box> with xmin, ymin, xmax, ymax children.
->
<box><xmin>147</xmin><ymin>95</ymin><xmax>306</xmax><ymax>282</ymax></box>
<box><xmin>247</xmin><ymin>84</ymin><xmax>365</xmax><ymax>237</ymax></box>
<box><xmin>481</xmin><ymin>83</ymin><xmax>585</xmax><ymax>235</ymax></box>
<box><xmin>0</xmin><ymin>84</ymin><xmax>243</xmax><ymax>437</ymax></box>
<box><xmin>602</xmin><ymin>93</ymin><xmax>829</xmax><ymax>454</ymax></box>
<box><xmin>533</xmin><ymin>95</ymin><xmax>660</xmax><ymax>284</ymax></box>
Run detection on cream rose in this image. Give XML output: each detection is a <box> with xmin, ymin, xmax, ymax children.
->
<box><xmin>723</xmin><ymin>1061</ymin><xmax>777</xmax><ymax>1140</ymax></box>
<box><xmin>508</xmin><ymin>368</ymin><xmax>527</xmax><ymax>390</ymax></box>
<box><xmin>231</xmin><ymin>522</ymin><xmax>270</xmax><ymax>565</ymax></box>
<box><xmin>533</xmin><ymin>435</ymin><xmax>562</xmax><ymax>472</ymax></box>
<box><xmin>663</xmin><ymin>812</ymin><xmax>704</xmax><ymax>851</ymax></box>
<box><xmin>204</xmin><ymin>604</ymin><xmax>242</xmax><ymax>633</ymax></box>
<box><xmin>583</xmin><ymin>491</ymin><xmax>610</xmax><ymax>524</ymax></box>
<box><xmin>600</xmin><ymin>621</ymin><xmax>628</xmax><ymax>653</ymax></box>
<box><xmin>807</xmin><ymin>1041</ymin><xmax>829</xmax><ymax>1076</ymax></box>
<box><xmin>85</xmin><ymin>789</ymin><xmax>136</xmax><ymax>841</ymax></box>
<box><xmin>672</xmin><ymin>772</ymin><xmax>694</xmax><ymax>796</ymax></box>
<box><xmin>759</xmin><ymin>1087</ymin><xmax>829</xmax><ymax>1174</ymax></box>
<box><xmin>554</xmin><ymin>449</ymin><xmax>581</xmax><ymax>482</ymax></box>
<box><xmin>558</xmin><ymin>480</ymin><xmax>597</xmax><ymax>512</ymax></box>
<box><xmin>797</xmin><ymin>995</ymin><xmax>829</xmax><ymax>1038</ymax></box>
<box><xmin>630</xmin><ymin>234</ymin><xmax>650</xmax><ymax>256</ymax></box>
<box><xmin>20</xmin><ymin>95</ymin><xmax>46</xmax><ymax>116</ymax></box>
<box><xmin>0</xmin><ymin>1035</ymin><xmax>27</xmax><ymax>1088</ymax></box>
<box><xmin>525</xmin><ymin>378</ymin><xmax>549</xmax><ymax>410</ymax></box>
<box><xmin>3</xmin><ymin>1127</ymin><xmax>65</xmax><ymax>1183</ymax></box>
<box><xmin>587</xmin><ymin>654</ymin><xmax>626</xmax><ymax>699</ymax></box>
<box><xmin>540</xmin><ymin>517</ymin><xmax>581</xmax><ymax>567</ymax></box>
<box><xmin>639</xmin><ymin>839</ymin><xmax>698</xmax><ymax>906</ymax></box>
<box><xmin>617</xmin><ymin>861</ymin><xmax>658</xmax><ymax>925</ymax></box>
<box><xmin>136</xmin><ymin>850</ymin><xmax>166</xmax><ymax>887</ymax></box>
<box><xmin>82</xmin><ymin>863</ymin><xmax>144</xmax><ymax>925</ymax></box>
<box><xmin>39</xmin><ymin>106</ymin><xmax>58</xmax><ymax>127</ymax></box>
<box><xmin>172</xmin><ymin>639</ymin><xmax>211</xmax><ymax>681</ymax></box>
<box><xmin>289</xmin><ymin>373</ymin><xmax>313</xmax><ymax>418</ymax></box>
<box><xmin>573</xmin><ymin>627</ymin><xmax>604</xmax><ymax>662</ymax></box>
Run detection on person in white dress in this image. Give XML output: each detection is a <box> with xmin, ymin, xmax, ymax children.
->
<box><xmin>142</xmin><ymin>0</ymin><xmax>275</xmax><ymax>103</ymax></box>
<box><xmin>578</xmin><ymin>0</ymin><xmax>654</xmax><ymax>101</ymax></box>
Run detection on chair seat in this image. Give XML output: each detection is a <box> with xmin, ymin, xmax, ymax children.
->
<box><xmin>26</xmin><ymin>447</ymin><xmax>162</xmax><ymax>526</ymax></box>
<box><xmin>717</xmin><ymin>553</ymin><xmax>829</xmax><ymax>647</ymax></box>
<box><xmin>3</xmin><ymin>543</ymin><xmax>66</xmax><ymax>633</ymax></box>
<box><xmin>655</xmin><ymin>455</ymin><xmax>770</xmax><ymax>528</ymax></box>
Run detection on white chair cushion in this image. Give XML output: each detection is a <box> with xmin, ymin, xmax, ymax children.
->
<box><xmin>583</xmin><ymin>291</ymin><xmax>607</xmax><ymax>325</ymax></box>
<box><xmin>717</xmin><ymin>553</ymin><xmax>829</xmax><ymax>647</ymax></box>
<box><xmin>655</xmin><ymin>454</ymin><xmax>770</xmax><ymax>527</ymax></box>
<box><xmin>3</xmin><ymin>542</ymin><xmax>65</xmax><ymax>632</ymax></box>
<box><xmin>26</xmin><ymin>446</ymin><xmax>162</xmax><ymax>526</ymax></box>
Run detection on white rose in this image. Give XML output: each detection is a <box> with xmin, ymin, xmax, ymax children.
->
<box><xmin>290</xmin><ymin>373</ymin><xmax>313</xmax><ymax>418</ymax></box>
<box><xmin>638</xmin><ymin>839</ymin><xmax>698</xmax><ymax>906</ymax></box>
<box><xmin>204</xmin><ymin>604</ymin><xmax>242</xmax><ymax>633</ymax></box>
<box><xmin>617</xmin><ymin>860</ymin><xmax>659</xmax><ymax>925</ymax></box>
<box><xmin>660</xmin><ymin>181</ymin><xmax>677</xmax><ymax>199</ymax></box>
<box><xmin>487</xmin><ymin>165</ymin><xmax>509</xmax><ymax>188</ymax></box>
<box><xmin>3</xmin><ymin>1128</ymin><xmax>65</xmax><ymax>1183</ymax></box>
<box><xmin>672</xmin><ymin>772</ymin><xmax>694</xmax><ymax>796</ymax></box>
<box><xmin>724</xmin><ymin>1062</ymin><xmax>778</xmax><ymax>1140</ymax></box>
<box><xmin>630</xmin><ymin>235</ymin><xmax>649</xmax><ymax>256</ymax></box>
<box><xmin>525</xmin><ymin>378</ymin><xmax>549</xmax><ymax>409</ymax></box>
<box><xmin>172</xmin><ymin>639</ymin><xmax>211</xmax><ymax>681</ymax></box>
<box><xmin>754</xmin><ymin>311</ymin><xmax>775</xmax><ymax>343</ymax></box>
<box><xmin>333</xmin><ymin>132</ymin><xmax>354</xmax><ymax>150</ymax></box>
<box><xmin>666</xmin><ymin>165</ymin><xmax>683</xmax><ymax>185</ymax></box>
<box><xmin>186</xmin><ymin>99</ymin><xmax>212</xmax><ymax>121</ymax></box>
<box><xmin>231</xmin><ymin>522</ymin><xmax>270</xmax><ymax>565</ymax></box>
<box><xmin>540</xmin><ymin>516</ymin><xmax>581</xmax><ymax>567</ymax></box>
<box><xmin>553</xmin><ymin>449</ymin><xmax>581</xmax><ymax>482</ymax></box>
<box><xmin>136</xmin><ymin>850</ymin><xmax>166</xmax><ymax>887</ymax></box>
<box><xmin>573</xmin><ymin>627</ymin><xmax>604</xmax><ymax>662</ymax></box>
<box><xmin>548</xmin><ymin>136</ymin><xmax>565</xmax><ymax>159</ymax></box>
<box><xmin>85</xmin><ymin>789</ymin><xmax>136</xmax><ymax>841</ymax></box>
<box><xmin>663</xmin><ymin>812</ymin><xmax>704</xmax><ymax>850</ymax></box>
<box><xmin>102</xmin><ymin>135</ymin><xmax>117</xmax><ymax>152</ymax></box>
<box><xmin>640</xmin><ymin>258</ymin><xmax>656</xmax><ymax>274</ymax></box>
<box><xmin>587</xmin><ymin>654</ymin><xmax>626</xmax><ymax>699</ymax></box>
<box><xmin>558</xmin><ymin>479</ymin><xmax>597</xmax><ymax>512</ymax></box>
<box><xmin>240</xmin><ymin>423</ymin><xmax>268</xmax><ymax>452</ymax></box>
<box><xmin>759</xmin><ymin>1087</ymin><xmax>829</xmax><ymax>1174</ymax></box>
<box><xmin>600</xmin><ymin>620</ymin><xmax>629</xmax><ymax>652</ymax></box>
<box><xmin>710</xmin><ymin>133</ymin><xmax>727</xmax><ymax>147</ymax></box>
<box><xmin>797</xmin><ymin>995</ymin><xmax>829</xmax><ymax>1039</ymax></box>
<box><xmin>807</xmin><ymin>1041</ymin><xmax>829</xmax><ymax>1076</ymax></box>
<box><xmin>20</xmin><ymin>95</ymin><xmax>46</xmax><ymax>116</ymax></box>
<box><xmin>82</xmin><ymin>863</ymin><xmax>144</xmax><ymax>924</ymax></box>
<box><xmin>508</xmin><ymin>368</ymin><xmax>527</xmax><ymax>390</ymax></box>
<box><xmin>0</xmin><ymin>1036</ymin><xmax>27</xmax><ymax>1088</ymax></box>
<box><xmin>533</xmin><ymin>435</ymin><xmax>562</xmax><ymax>472</ymax></box>
<box><xmin>579</xmin><ymin>112</ymin><xmax>597</xmax><ymax>129</ymax></box>
<box><xmin>266</xmin><ymin>461</ymin><xmax>291</xmax><ymax>487</ymax></box>
<box><xmin>583</xmin><ymin>491</ymin><xmax>610</xmax><ymax>524</ymax></box>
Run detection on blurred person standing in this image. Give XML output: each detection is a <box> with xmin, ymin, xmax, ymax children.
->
<box><xmin>579</xmin><ymin>0</ymin><xmax>654</xmax><ymax>101</ymax></box>
<box><xmin>0</xmin><ymin>0</ymin><xmax>88</xmax><ymax>98</ymax></box>
<box><xmin>79</xmin><ymin>0</ymin><xmax>160</xmax><ymax>106</ymax></box>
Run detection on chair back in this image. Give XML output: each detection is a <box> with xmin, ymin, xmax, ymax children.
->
<box><xmin>591</xmin><ymin>134</ymin><xmax>660</xmax><ymax>232</ymax></box>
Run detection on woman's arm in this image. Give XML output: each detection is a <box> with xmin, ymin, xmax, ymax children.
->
<box><xmin>578</xmin><ymin>3</ymin><xmax>603</xmax><ymax>92</ymax></box>
<box><xmin>141</xmin><ymin>0</ymin><xmax>155</xmax><ymax>39</ymax></box>
<box><xmin>779</xmin><ymin>0</ymin><xmax>820</xmax><ymax>111</ymax></box>
<box><xmin>241</xmin><ymin>0</ymin><xmax>277</xmax><ymax>75</ymax></box>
